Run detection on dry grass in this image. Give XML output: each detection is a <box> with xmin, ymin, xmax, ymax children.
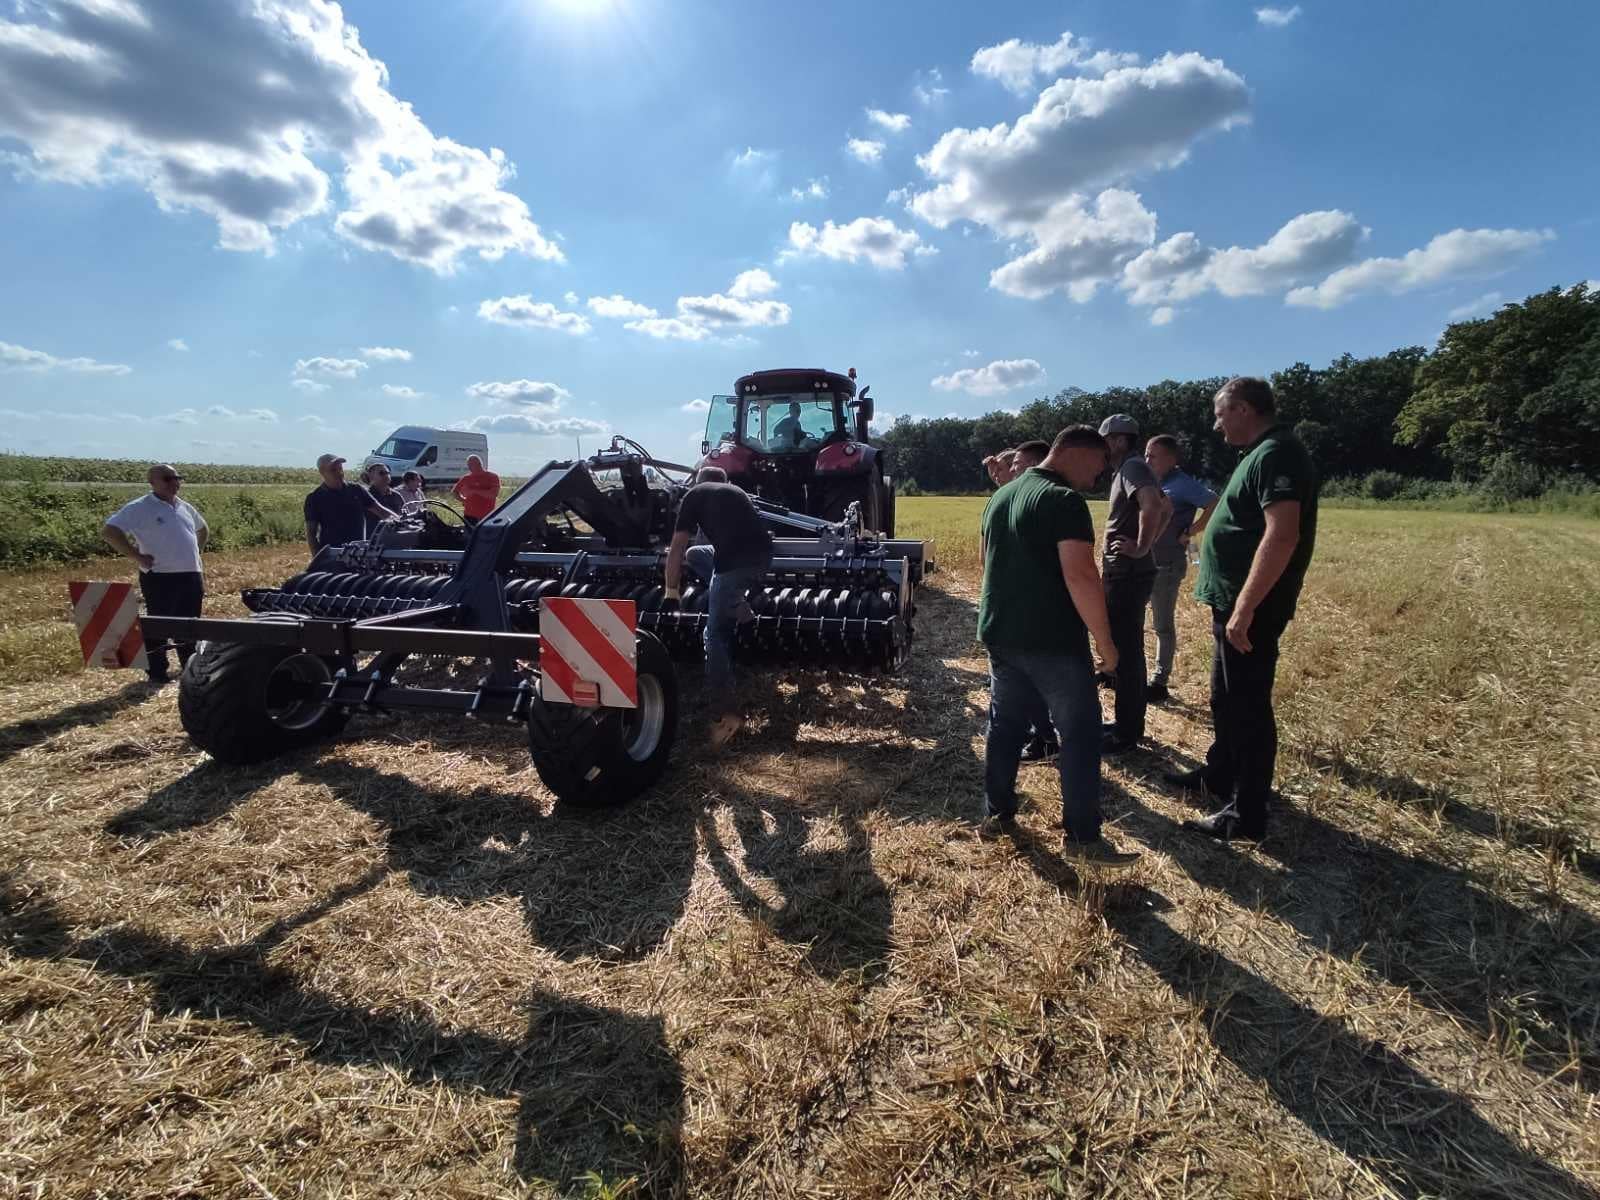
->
<box><xmin>3</xmin><ymin>500</ymin><xmax>1599</xmax><ymax>1198</ymax></box>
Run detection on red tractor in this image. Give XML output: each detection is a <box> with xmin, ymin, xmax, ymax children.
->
<box><xmin>695</xmin><ymin>367</ymin><xmax>896</xmax><ymax>535</ymax></box>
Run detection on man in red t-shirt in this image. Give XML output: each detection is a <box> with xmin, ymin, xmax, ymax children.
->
<box><xmin>452</xmin><ymin>455</ymin><xmax>501</xmax><ymax>524</ymax></box>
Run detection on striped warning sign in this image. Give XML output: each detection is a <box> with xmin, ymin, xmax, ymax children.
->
<box><xmin>539</xmin><ymin>596</ymin><xmax>637</xmax><ymax>709</ymax></box>
<box><xmin>67</xmin><ymin>581</ymin><xmax>148</xmax><ymax>670</ymax></box>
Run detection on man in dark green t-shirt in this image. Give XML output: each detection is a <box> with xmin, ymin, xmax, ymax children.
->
<box><xmin>1169</xmin><ymin>377</ymin><xmax>1319</xmax><ymax>841</ymax></box>
<box><xmin>977</xmin><ymin>425</ymin><xmax>1140</xmax><ymax>870</ymax></box>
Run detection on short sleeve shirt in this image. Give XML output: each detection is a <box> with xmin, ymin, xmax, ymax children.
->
<box><xmin>106</xmin><ymin>492</ymin><xmax>207</xmax><ymax>574</ymax></box>
<box><xmin>978</xmin><ymin>467</ymin><xmax>1096</xmax><ymax>655</ymax></box>
<box><xmin>1194</xmin><ymin>426</ymin><xmax>1319</xmax><ymax>629</ymax></box>
<box><xmin>1104</xmin><ymin>453</ymin><xmax>1161</xmax><ymax>574</ymax></box>
<box><xmin>370</xmin><ymin>487</ymin><xmax>405</xmax><ymax>516</ymax></box>
<box><xmin>453</xmin><ymin>470</ymin><xmax>502</xmax><ymax>520</ymax></box>
<box><xmin>1154</xmin><ymin>469</ymin><xmax>1219</xmax><ymax>559</ymax></box>
<box><xmin>304</xmin><ymin>483</ymin><xmax>377</xmax><ymax>550</ymax></box>
<box><xmin>674</xmin><ymin>482</ymin><xmax>773</xmax><ymax>570</ymax></box>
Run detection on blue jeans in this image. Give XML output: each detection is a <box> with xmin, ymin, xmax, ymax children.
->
<box><xmin>1149</xmin><ymin>553</ymin><xmax>1187</xmax><ymax>684</ymax></box>
<box><xmin>984</xmin><ymin>645</ymin><xmax>1103</xmax><ymax>842</ymax></box>
<box><xmin>685</xmin><ymin>545</ymin><xmax>767</xmax><ymax>714</ymax></box>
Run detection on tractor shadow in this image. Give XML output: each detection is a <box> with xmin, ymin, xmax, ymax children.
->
<box><xmin>0</xmin><ymin>872</ymin><xmax>683</xmax><ymax>1192</ymax></box>
<box><xmin>0</xmin><ymin>676</ymin><xmax>159</xmax><ymax>764</ymax></box>
<box><xmin>1107</xmin><ymin>899</ymin><xmax>1600</xmax><ymax>1200</ymax></box>
<box><xmin>1108</xmin><ymin>774</ymin><xmax>1600</xmax><ymax>1095</ymax></box>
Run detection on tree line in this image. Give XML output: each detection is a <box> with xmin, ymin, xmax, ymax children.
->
<box><xmin>877</xmin><ymin>283</ymin><xmax>1599</xmax><ymax>495</ymax></box>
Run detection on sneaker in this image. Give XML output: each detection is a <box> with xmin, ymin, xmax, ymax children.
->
<box><xmin>1020</xmin><ymin>737</ymin><xmax>1060</xmax><ymax>764</ymax></box>
<box><xmin>1060</xmin><ymin>837</ymin><xmax>1141</xmax><ymax>870</ymax></box>
<box><xmin>1162</xmin><ymin>768</ymin><xmax>1228</xmax><ymax>805</ymax></box>
<box><xmin>1181</xmin><ymin>804</ymin><xmax>1265</xmax><ymax>842</ymax></box>
<box><xmin>977</xmin><ymin>814</ymin><xmax>1016</xmax><ymax>839</ymax></box>
<box><xmin>1146</xmin><ymin>681</ymin><xmax>1170</xmax><ymax>703</ymax></box>
<box><xmin>708</xmin><ymin>713</ymin><xmax>743</xmax><ymax>749</ymax></box>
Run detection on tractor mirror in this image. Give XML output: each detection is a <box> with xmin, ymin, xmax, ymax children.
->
<box><xmin>700</xmin><ymin>439</ymin><xmax>710</xmax><ymax>456</ymax></box>
<box><xmin>854</xmin><ymin>394</ymin><xmax>874</xmax><ymax>422</ymax></box>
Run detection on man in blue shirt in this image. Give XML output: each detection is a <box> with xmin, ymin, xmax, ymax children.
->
<box><xmin>1143</xmin><ymin>435</ymin><xmax>1218</xmax><ymax>703</ymax></box>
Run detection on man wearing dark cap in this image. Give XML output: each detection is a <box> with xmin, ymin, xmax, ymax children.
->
<box><xmin>1098</xmin><ymin>413</ymin><xmax>1171</xmax><ymax>753</ymax></box>
<box><xmin>304</xmin><ymin>453</ymin><xmax>394</xmax><ymax>555</ymax></box>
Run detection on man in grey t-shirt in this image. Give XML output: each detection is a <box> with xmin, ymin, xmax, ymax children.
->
<box><xmin>1098</xmin><ymin>414</ymin><xmax>1171</xmax><ymax>751</ymax></box>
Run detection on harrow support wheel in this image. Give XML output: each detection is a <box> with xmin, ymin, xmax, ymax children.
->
<box><xmin>178</xmin><ymin>642</ymin><xmax>350</xmax><ymax>764</ymax></box>
<box><xmin>526</xmin><ymin>631</ymin><xmax>677</xmax><ymax>808</ymax></box>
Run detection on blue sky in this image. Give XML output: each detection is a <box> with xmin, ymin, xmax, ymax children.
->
<box><xmin>1</xmin><ymin>0</ymin><xmax>1596</xmax><ymax>471</ymax></box>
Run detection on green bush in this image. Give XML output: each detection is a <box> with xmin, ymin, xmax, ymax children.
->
<box><xmin>1363</xmin><ymin>470</ymin><xmax>1407</xmax><ymax>500</ymax></box>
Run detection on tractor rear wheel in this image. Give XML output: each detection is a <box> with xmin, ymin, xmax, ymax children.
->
<box><xmin>526</xmin><ymin>631</ymin><xmax>678</xmax><ymax>807</ymax></box>
<box><xmin>178</xmin><ymin>642</ymin><xmax>350</xmax><ymax>764</ymax></box>
<box><xmin>820</xmin><ymin>472</ymin><xmax>884</xmax><ymax>534</ymax></box>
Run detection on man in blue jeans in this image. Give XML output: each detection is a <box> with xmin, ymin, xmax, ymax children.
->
<box><xmin>978</xmin><ymin>426</ymin><xmax>1141</xmax><ymax>869</ymax></box>
<box><xmin>663</xmin><ymin>467</ymin><xmax>773</xmax><ymax>748</ymax></box>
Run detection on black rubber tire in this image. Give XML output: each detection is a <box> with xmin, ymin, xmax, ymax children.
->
<box><xmin>526</xmin><ymin>631</ymin><xmax>677</xmax><ymax>808</ymax></box>
<box><xmin>882</xmin><ymin>477</ymin><xmax>897</xmax><ymax>538</ymax></box>
<box><xmin>178</xmin><ymin>642</ymin><xmax>350</xmax><ymax>764</ymax></box>
<box><xmin>820</xmin><ymin>473</ymin><xmax>884</xmax><ymax>534</ymax></box>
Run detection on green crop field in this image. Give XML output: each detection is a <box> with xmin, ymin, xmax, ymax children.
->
<box><xmin>2</xmin><ymin>500</ymin><xmax>1598</xmax><ymax>1198</ymax></box>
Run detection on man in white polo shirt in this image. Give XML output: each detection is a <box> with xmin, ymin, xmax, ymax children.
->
<box><xmin>102</xmin><ymin>464</ymin><xmax>208</xmax><ymax>684</ymax></box>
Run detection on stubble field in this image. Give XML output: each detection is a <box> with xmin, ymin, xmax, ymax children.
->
<box><xmin>2</xmin><ymin>497</ymin><xmax>1598</xmax><ymax>1198</ymax></box>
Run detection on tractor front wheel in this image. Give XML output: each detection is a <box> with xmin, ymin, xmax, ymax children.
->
<box><xmin>820</xmin><ymin>472</ymin><xmax>884</xmax><ymax>534</ymax></box>
<box><xmin>526</xmin><ymin>631</ymin><xmax>678</xmax><ymax>807</ymax></box>
<box><xmin>178</xmin><ymin>643</ymin><xmax>350</xmax><ymax>764</ymax></box>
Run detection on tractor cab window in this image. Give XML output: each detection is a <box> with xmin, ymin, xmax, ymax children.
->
<box><xmin>703</xmin><ymin>394</ymin><xmax>738</xmax><ymax>449</ymax></box>
<box><xmin>740</xmin><ymin>393</ymin><xmax>841</xmax><ymax>453</ymax></box>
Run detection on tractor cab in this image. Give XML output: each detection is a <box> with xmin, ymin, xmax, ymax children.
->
<box><xmin>696</xmin><ymin>367</ymin><xmax>893</xmax><ymax>534</ymax></box>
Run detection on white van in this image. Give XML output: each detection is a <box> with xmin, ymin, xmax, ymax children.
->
<box><xmin>363</xmin><ymin>426</ymin><xmax>489</xmax><ymax>487</ymax></box>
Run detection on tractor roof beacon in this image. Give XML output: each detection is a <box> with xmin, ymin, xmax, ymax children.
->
<box><xmin>142</xmin><ymin>436</ymin><xmax>935</xmax><ymax>811</ymax></box>
<box><xmin>696</xmin><ymin>366</ymin><xmax>896</xmax><ymax>537</ymax></box>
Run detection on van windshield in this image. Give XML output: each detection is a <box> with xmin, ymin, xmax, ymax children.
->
<box><xmin>376</xmin><ymin>437</ymin><xmax>427</xmax><ymax>459</ymax></box>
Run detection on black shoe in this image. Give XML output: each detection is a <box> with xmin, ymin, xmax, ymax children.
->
<box><xmin>1060</xmin><ymin>836</ymin><xmax>1142</xmax><ymax>870</ymax></box>
<box><xmin>1096</xmin><ymin>671</ymin><xmax>1116</xmax><ymax>690</ymax></box>
<box><xmin>1020</xmin><ymin>737</ymin><xmax>1060</xmax><ymax>764</ymax></box>
<box><xmin>1162</xmin><ymin>768</ymin><xmax>1227</xmax><ymax>804</ymax></box>
<box><xmin>977</xmin><ymin>814</ymin><xmax>1017</xmax><ymax>839</ymax></box>
<box><xmin>1182</xmin><ymin>805</ymin><xmax>1265</xmax><ymax>842</ymax></box>
<box><xmin>1146</xmin><ymin>681</ymin><xmax>1170</xmax><ymax>703</ymax></box>
<box><xmin>145</xmin><ymin>672</ymin><xmax>171</xmax><ymax>687</ymax></box>
<box><xmin>1102</xmin><ymin>733</ymin><xmax>1140</xmax><ymax>755</ymax></box>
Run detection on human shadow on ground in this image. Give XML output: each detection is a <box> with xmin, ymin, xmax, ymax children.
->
<box><xmin>0</xmin><ymin>677</ymin><xmax>156</xmax><ymax>764</ymax></box>
<box><xmin>107</xmin><ymin>755</ymin><xmax>700</xmax><ymax>966</ymax></box>
<box><xmin>1306</xmin><ymin>751</ymin><xmax>1600</xmax><ymax>883</ymax></box>
<box><xmin>1110</xmin><ymin>776</ymin><xmax>1600</xmax><ymax>1095</ymax></box>
<box><xmin>697</xmin><ymin>779</ymin><xmax>893</xmax><ymax>982</ymax></box>
<box><xmin>1108</xmin><ymin>901</ymin><xmax>1600</xmax><ymax>1200</ymax></box>
<box><xmin>0</xmin><ymin>872</ymin><xmax>683</xmax><ymax>1192</ymax></box>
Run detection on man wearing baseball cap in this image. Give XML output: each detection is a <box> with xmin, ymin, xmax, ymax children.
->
<box><xmin>304</xmin><ymin>453</ymin><xmax>394</xmax><ymax>556</ymax></box>
<box><xmin>1098</xmin><ymin>413</ymin><xmax>1171</xmax><ymax>753</ymax></box>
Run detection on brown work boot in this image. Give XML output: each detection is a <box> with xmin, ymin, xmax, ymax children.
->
<box><xmin>1060</xmin><ymin>837</ymin><xmax>1141</xmax><ymax>871</ymax></box>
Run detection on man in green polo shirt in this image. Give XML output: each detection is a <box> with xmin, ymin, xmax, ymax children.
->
<box><xmin>1168</xmin><ymin>376</ymin><xmax>1319</xmax><ymax>841</ymax></box>
<box><xmin>978</xmin><ymin>424</ymin><xmax>1141</xmax><ymax>870</ymax></box>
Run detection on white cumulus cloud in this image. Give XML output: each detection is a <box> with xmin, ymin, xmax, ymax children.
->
<box><xmin>361</xmin><ymin>346</ymin><xmax>412</xmax><ymax>362</ymax></box>
<box><xmin>1255</xmin><ymin>6</ymin><xmax>1303</xmax><ymax>27</ymax></box>
<box><xmin>0</xmin><ymin>0</ymin><xmax>560</xmax><ymax>271</ymax></box>
<box><xmin>167</xmin><ymin>337</ymin><xmax>189</xmax><ymax>352</ymax></box>
<box><xmin>931</xmin><ymin>357</ymin><xmax>1046</xmax><ymax>396</ymax></box>
<box><xmin>465</xmin><ymin>379</ymin><xmax>571</xmax><ymax>413</ymax></box>
<box><xmin>1121</xmin><ymin>210</ymin><xmax>1368</xmax><ymax>305</ymax></box>
<box><xmin>294</xmin><ymin>355</ymin><xmax>367</xmax><ymax>379</ymax></box>
<box><xmin>866</xmin><ymin>109</ymin><xmax>911</xmax><ymax>133</ymax></box>
<box><xmin>727</xmin><ymin>268</ymin><xmax>779</xmax><ymax>298</ymax></box>
<box><xmin>790</xmin><ymin>177</ymin><xmax>829</xmax><ymax>201</ymax></box>
<box><xmin>0</xmin><ymin>339</ymin><xmax>131</xmax><ymax>375</ymax></box>
<box><xmin>785</xmin><ymin>216</ymin><xmax>933</xmax><ymax>270</ymax></box>
<box><xmin>468</xmin><ymin>413</ymin><xmax>606</xmax><ymax>437</ymax></box>
<box><xmin>971</xmin><ymin>31</ymin><xmax>1141</xmax><ymax>95</ymax></box>
<box><xmin>914</xmin><ymin>68</ymin><xmax>950</xmax><ymax>107</ymax></box>
<box><xmin>1150</xmin><ymin>307</ymin><xmax>1176</xmax><ymax>326</ymax></box>
<box><xmin>846</xmin><ymin>138</ymin><xmax>885</xmax><ymax>164</ymax></box>
<box><xmin>681</xmin><ymin>399</ymin><xmax>711</xmax><ymax>413</ymax></box>
<box><xmin>290</xmin><ymin>377</ymin><xmax>329</xmax><ymax>394</ymax></box>
<box><xmin>1447</xmin><ymin>291</ymin><xmax>1504</xmax><ymax>321</ymax></box>
<box><xmin>1286</xmin><ymin>227</ymin><xmax>1554</xmax><ymax>309</ymax></box>
<box><xmin>587</xmin><ymin>294</ymin><xmax>658</xmax><ymax>320</ymax></box>
<box><xmin>477</xmin><ymin>295</ymin><xmax>592</xmax><ymax>335</ymax></box>
<box><xmin>380</xmin><ymin>384</ymin><xmax>423</xmax><ymax>399</ymax></box>
<box><xmin>989</xmin><ymin>189</ymin><xmax>1158</xmax><ymax>300</ymax></box>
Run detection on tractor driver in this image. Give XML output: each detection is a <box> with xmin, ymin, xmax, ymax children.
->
<box><xmin>662</xmin><ymin>466</ymin><xmax>775</xmax><ymax>749</ymax></box>
<box><xmin>770</xmin><ymin>400</ymin><xmax>806</xmax><ymax>450</ymax></box>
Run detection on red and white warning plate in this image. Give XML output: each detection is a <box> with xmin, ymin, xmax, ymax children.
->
<box><xmin>67</xmin><ymin>581</ymin><xmax>147</xmax><ymax>670</ymax></box>
<box><xmin>538</xmin><ymin>596</ymin><xmax>637</xmax><ymax>709</ymax></box>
